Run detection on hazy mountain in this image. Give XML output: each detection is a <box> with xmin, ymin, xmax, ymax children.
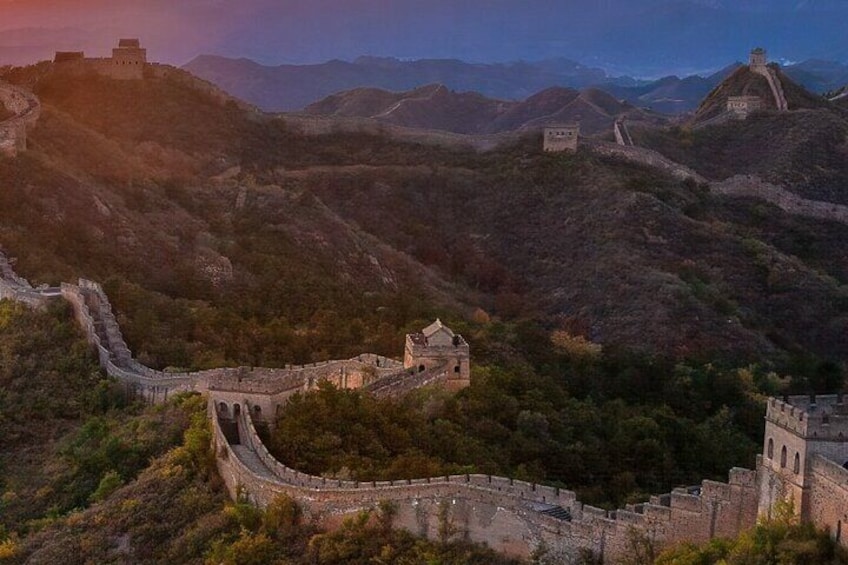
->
<box><xmin>600</xmin><ymin>64</ymin><xmax>742</xmax><ymax>114</ymax></box>
<box><xmin>782</xmin><ymin>60</ymin><xmax>848</xmax><ymax>94</ymax></box>
<box><xmin>182</xmin><ymin>53</ymin><xmax>848</xmax><ymax>117</ymax></box>
<box><xmin>304</xmin><ymin>83</ymin><xmax>666</xmax><ymax>135</ymax></box>
<box><xmin>182</xmin><ymin>55</ymin><xmax>627</xmax><ymax>112</ymax></box>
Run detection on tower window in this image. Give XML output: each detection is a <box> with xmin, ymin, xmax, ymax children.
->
<box><xmin>781</xmin><ymin>446</ymin><xmax>787</xmax><ymax>468</ymax></box>
<box><xmin>794</xmin><ymin>453</ymin><xmax>800</xmax><ymax>474</ymax></box>
<box><xmin>767</xmin><ymin>438</ymin><xmax>774</xmax><ymax>459</ymax></box>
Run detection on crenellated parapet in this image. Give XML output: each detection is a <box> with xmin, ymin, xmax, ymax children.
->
<box><xmin>210</xmin><ymin>398</ymin><xmax>760</xmax><ymax>561</ymax></box>
<box><xmin>766</xmin><ymin>395</ymin><xmax>848</xmax><ymax>441</ymax></box>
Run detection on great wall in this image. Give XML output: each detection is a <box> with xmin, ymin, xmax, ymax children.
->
<box><xmin>0</xmin><ymin>79</ymin><xmax>40</xmax><ymax>157</ymax></box>
<box><xmin>3</xmin><ymin>42</ymin><xmax>848</xmax><ymax>562</ymax></box>
<box><xmin>4</xmin><ymin>244</ymin><xmax>848</xmax><ymax>562</ymax></box>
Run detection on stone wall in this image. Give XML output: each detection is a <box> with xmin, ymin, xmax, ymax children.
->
<box><xmin>588</xmin><ymin>140</ymin><xmax>707</xmax><ymax>183</ymax></box>
<box><xmin>808</xmin><ymin>456</ymin><xmax>848</xmax><ymax>545</ymax></box>
<box><xmin>751</xmin><ymin>66</ymin><xmax>788</xmax><ymax>112</ymax></box>
<box><xmin>0</xmin><ymin>251</ymin><xmax>55</xmax><ymax>308</ymax></box>
<box><xmin>613</xmin><ymin>121</ymin><xmax>634</xmax><ymax>147</ymax></box>
<box><xmin>212</xmin><ymin>400</ymin><xmax>760</xmax><ymax>562</ymax></box>
<box><xmin>693</xmin><ymin>110</ymin><xmax>736</xmax><ymax>131</ymax></box>
<box><xmin>0</xmin><ymin>81</ymin><xmax>41</xmax><ymax>157</ymax></box>
<box><xmin>0</xmin><ymin>249</ymin><xmax>823</xmax><ymax>563</ymax></box>
<box><xmin>711</xmin><ymin>175</ymin><xmax>848</xmax><ymax>226</ymax></box>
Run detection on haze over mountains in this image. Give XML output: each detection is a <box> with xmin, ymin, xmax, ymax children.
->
<box><xmin>302</xmin><ymin>84</ymin><xmax>666</xmax><ymax>135</ymax></box>
<box><xmin>184</xmin><ymin>54</ymin><xmax>848</xmax><ymax>115</ymax></box>
<box><xmin>2</xmin><ymin>0</ymin><xmax>848</xmax><ymax>76</ymax></box>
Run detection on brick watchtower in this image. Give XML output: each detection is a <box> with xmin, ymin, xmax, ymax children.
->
<box><xmin>749</xmin><ymin>47</ymin><xmax>767</xmax><ymax>70</ymax></box>
<box><xmin>403</xmin><ymin>319</ymin><xmax>470</xmax><ymax>391</ymax></box>
<box><xmin>759</xmin><ymin>394</ymin><xmax>848</xmax><ymax>542</ymax></box>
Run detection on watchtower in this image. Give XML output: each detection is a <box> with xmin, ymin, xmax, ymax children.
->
<box><xmin>759</xmin><ymin>395</ymin><xmax>848</xmax><ymax>525</ymax></box>
<box><xmin>404</xmin><ymin>319</ymin><xmax>470</xmax><ymax>391</ymax></box>
<box><xmin>109</xmin><ymin>38</ymin><xmax>147</xmax><ymax>79</ymax></box>
<box><xmin>749</xmin><ymin>48</ymin><xmax>767</xmax><ymax>70</ymax></box>
<box><xmin>543</xmin><ymin>124</ymin><xmax>579</xmax><ymax>153</ymax></box>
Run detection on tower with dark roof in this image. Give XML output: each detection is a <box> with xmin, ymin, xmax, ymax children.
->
<box><xmin>403</xmin><ymin>319</ymin><xmax>470</xmax><ymax>390</ymax></box>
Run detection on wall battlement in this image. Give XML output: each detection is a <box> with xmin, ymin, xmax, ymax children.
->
<box><xmin>210</xmin><ymin>398</ymin><xmax>759</xmax><ymax>561</ymax></box>
<box><xmin>54</xmin><ymin>38</ymin><xmax>147</xmax><ymax>80</ymax></box>
<box><xmin>767</xmin><ymin>395</ymin><xmax>848</xmax><ymax>439</ymax></box>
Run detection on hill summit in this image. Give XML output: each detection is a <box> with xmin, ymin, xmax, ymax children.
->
<box><xmin>694</xmin><ymin>50</ymin><xmax>830</xmax><ymax>125</ymax></box>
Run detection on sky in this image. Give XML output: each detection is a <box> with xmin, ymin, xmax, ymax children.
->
<box><xmin>1</xmin><ymin>1</ymin><xmax>847</xmax><ymax>76</ymax></box>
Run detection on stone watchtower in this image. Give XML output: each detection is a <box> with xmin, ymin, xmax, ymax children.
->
<box><xmin>110</xmin><ymin>38</ymin><xmax>147</xmax><ymax>80</ymax></box>
<box><xmin>749</xmin><ymin>47</ymin><xmax>767</xmax><ymax>70</ymax></box>
<box><xmin>404</xmin><ymin>319</ymin><xmax>470</xmax><ymax>391</ymax></box>
<box><xmin>543</xmin><ymin>124</ymin><xmax>579</xmax><ymax>153</ymax></box>
<box><xmin>759</xmin><ymin>394</ymin><xmax>848</xmax><ymax>542</ymax></box>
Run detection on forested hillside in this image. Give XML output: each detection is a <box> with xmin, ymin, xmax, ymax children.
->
<box><xmin>0</xmin><ymin>61</ymin><xmax>846</xmax><ymax>563</ymax></box>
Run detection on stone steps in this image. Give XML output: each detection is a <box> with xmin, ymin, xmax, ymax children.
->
<box><xmin>537</xmin><ymin>504</ymin><xmax>572</xmax><ymax>521</ymax></box>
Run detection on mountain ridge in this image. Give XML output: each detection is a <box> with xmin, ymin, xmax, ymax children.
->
<box><xmin>303</xmin><ymin>83</ymin><xmax>667</xmax><ymax>135</ymax></box>
<box><xmin>182</xmin><ymin>54</ymin><xmax>848</xmax><ymax>116</ymax></box>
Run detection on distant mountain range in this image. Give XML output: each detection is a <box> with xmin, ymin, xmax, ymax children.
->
<box><xmin>181</xmin><ymin>55</ymin><xmax>637</xmax><ymax>112</ymax></box>
<box><xmin>182</xmin><ymin>55</ymin><xmax>848</xmax><ymax>115</ymax></box>
<box><xmin>303</xmin><ymin>84</ymin><xmax>665</xmax><ymax>136</ymax></box>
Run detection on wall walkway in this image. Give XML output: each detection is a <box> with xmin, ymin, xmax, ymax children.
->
<box><xmin>588</xmin><ymin>140</ymin><xmax>708</xmax><ymax>184</ymax></box>
<box><xmin>0</xmin><ymin>248</ymin><xmax>766</xmax><ymax>562</ymax></box>
<box><xmin>0</xmin><ymin>81</ymin><xmax>40</xmax><ymax>157</ymax></box>
<box><xmin>752</xmin><ymin>67</ymin><xmax>788</xmax><ymax>112</ymax></box>
<box><xmin>712</xmin><ymin>175</ymin><xmax>848</xmax><ymax>226</ymax></box>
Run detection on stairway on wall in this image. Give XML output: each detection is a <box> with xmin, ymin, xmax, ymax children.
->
<box><xmin>752</xmin><ymin>67</ymin><xmax>788</xmax><ymax>112</ymax></box>
<box><xmin>364</xmin><ymin>364</ymin><xmax>450</xmax><ymax>398</ymax></box>
<box><xmin>535</xmin><ymin>504</ymin><xmax>572</xmax><ymax>521</ymax></box>
<box><xmin>614</xmin><ymin>121</ymin><xmax>634</xmax><ymax>147</ymax></box>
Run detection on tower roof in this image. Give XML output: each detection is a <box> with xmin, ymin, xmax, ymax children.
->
<box><xmin>422</xmin><ymin>318</ymin><xmax>454</xmax><ymax>338</ymax></box>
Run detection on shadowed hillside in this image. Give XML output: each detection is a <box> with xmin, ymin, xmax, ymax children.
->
<box><xmin>1</xmin><ymin>61</ymin><xmax>846</xmax><ymax>367</ymax></box>
<box><xmin>641</xmin><ymin>111</ymin><xmax>848</xmax><ymax>206</ymax></box>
